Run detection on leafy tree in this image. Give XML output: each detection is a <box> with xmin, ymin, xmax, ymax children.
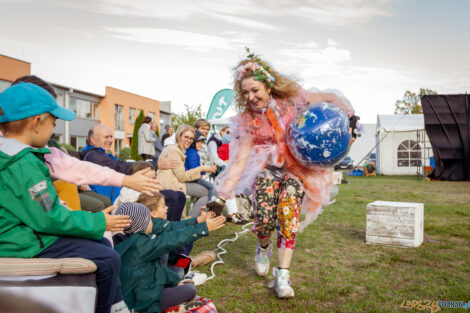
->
<box><xmin>394</xmin><ymin>88</ymin><xmax>437</xmax><ymax>114</ymax></box>
<box><xmin>131</xmin><ymin>110</ymin><xmax>144</xmax><ymax>160</ymax></box>
<box><xmin>171</xmin><ymin>104</ymin><xmax>205</xmax><ymax>131</ymax></box>
<box><xmin>59</xmin><ymin>143</ymin><xmax>76</xmax><ymax>152</ymax></box>
<box><xmin>119</xmin><ymin>147</ymin><xmax>131</xmax><ymax>161</ymax></box>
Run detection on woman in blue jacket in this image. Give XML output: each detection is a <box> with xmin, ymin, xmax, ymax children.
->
<box><xmin>185</xmin><ymin>130</ymin><xmax>216</xmax><ymax>201</ymax></box>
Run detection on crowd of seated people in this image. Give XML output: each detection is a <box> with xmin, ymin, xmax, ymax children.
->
<box><xmin>0</xmin><ymin>75</ymin><xmax>255</xmax><ymax>312</ymax></box>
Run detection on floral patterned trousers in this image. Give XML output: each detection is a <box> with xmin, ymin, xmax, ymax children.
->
<box><xmin>252</xmin><ymin>172</ymin><xmax>305</xmax><ymax>250</ymax></box>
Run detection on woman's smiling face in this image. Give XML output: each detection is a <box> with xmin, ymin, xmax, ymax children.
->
<box><xmin>180</xmin><ymin>130</ymin><xmax>194</xmax><ymax>150</ymax></box>
<box><xmin>241</xmin><ymin>77</ymin><xmax>271</xmax><ymax>110</ymax></box>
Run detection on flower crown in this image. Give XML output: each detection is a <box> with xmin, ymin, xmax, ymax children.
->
<box><xmin>235</xmin><ymin>47</ymin><xmax>275</xmax><ymax>87</ymax></box>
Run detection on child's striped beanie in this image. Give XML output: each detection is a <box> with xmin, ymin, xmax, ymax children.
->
<box><xmin>115</xmin><ymin>202</ymin><xmax>151</xmax><ymax>234</ymax></box>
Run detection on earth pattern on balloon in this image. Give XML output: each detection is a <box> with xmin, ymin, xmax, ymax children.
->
<box><xmin>286</xmin><ymin>102</ymin><xmax>351</xmax><ymax>169</ymax></box>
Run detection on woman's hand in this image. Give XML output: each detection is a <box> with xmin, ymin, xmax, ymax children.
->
<box><xmin>102</xmin><ymin>206</ymin><xmax>131</xmax><ymax>231</ymax></box>
<box><xmin>197</xmin><ymin>207</ymin><xmax>216</xmax><ymax>223</ymax></box>
<box><xmin>79</xmin><ymin>185</ymin><xmax>91</xmax><ymax>192</ymax></box>
<box><xmin>158</xmin><ymin>154</ymin><xmax>180</xmax><ymax>170</ymax></box>
<box><xmin>122</xmin><ymin>168</ymin><xmax>161</xmax><ymax>196</ymax></box>
<box><xmin>205</xmin><ymin>216</ymin><xmax>226</xmax><ymax>232</ymax></box>
<box><xmin>202</xmin><ymin>165</ymin><xmax>217</xmax><ymax>173</ymax></box>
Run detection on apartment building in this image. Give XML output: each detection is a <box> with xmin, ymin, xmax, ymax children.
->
<box><xmin>0</xmin><ymin>54</ymin><xmax>170</xmax><ymax>155</ymax></box>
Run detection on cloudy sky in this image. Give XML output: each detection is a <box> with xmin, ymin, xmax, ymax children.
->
<box><xmin>0</xmin><ymin>0</ymin><xmax>468</xmax><ymax>123</ymax></box>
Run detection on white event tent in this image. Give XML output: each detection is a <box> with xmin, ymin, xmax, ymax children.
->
<box><xmin>376</xmin><ymin>114</ymin><xmax>432</xmax><ymax>175</ymax></box>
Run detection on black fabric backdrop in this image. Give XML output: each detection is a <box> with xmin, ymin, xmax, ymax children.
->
<box><xmin>421</xmin><ymin>94</ymin><xmax>470</xmax><ymax>181</ymax></box>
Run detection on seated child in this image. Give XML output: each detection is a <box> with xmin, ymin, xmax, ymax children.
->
<box><xmin>114</xmin><ymin>193</ymin><xmax>225</xmax><ymax>313</ymax></box>
<box><xmin>185</xmin><ymin>130</ymin><xmax>216</xmax><ymax>201</ymax></box>
<box><xmin>114</xmin><ymin>161</ymin><xmax>155</xmax><ymax>207</ymax></box>
<box><xmin>0</xmin><ymin>83</ymin><xmax>131</xmax><ymax>313</ymax></box>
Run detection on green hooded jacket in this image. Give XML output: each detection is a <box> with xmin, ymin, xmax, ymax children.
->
<box><xmin>115</xmin><ymin>217</ymin><xmax>209</xmax><ymax>313</ymax></box>
<box><xmin>0</xmin><ymin>137</ymin><xmax>106</xmax><ymax>258</ymax></box>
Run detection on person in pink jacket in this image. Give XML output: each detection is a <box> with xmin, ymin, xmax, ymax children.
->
<box><xmin>0</xmin><ymin>130</ymin><xmax>159</xmax><ymax>196</ymax></box>
<box><xmin>45</xmin><ymin>145</ymin><xmax>159</xmax><ymax>195</ymax></box>
<box><xmin>1</xmin><ymin>75</ymin><xmax>160</xmax><ymax>196</ymax></box>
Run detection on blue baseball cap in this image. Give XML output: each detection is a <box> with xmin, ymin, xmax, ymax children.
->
<box><xmin>0</xmin><ymin>82</ymin><xmax>76</xmax><ymax>123</ymax></box>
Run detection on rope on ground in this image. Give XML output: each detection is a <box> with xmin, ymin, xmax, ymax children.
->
<box><xmin>205</xmin><ymin>222</ymin><xmax>254</xmax><ymax>282</ymax></box>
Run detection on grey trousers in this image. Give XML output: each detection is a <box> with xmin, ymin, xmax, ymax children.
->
<box><xmin>79</xmin><ymin>191</ymin><xmax>111</xmax><ymax>212</ymax></box>
<box><xmin>159</xmin><ymin>283</ymin><xmax>197</xmax><ymax>312</ymax></box>
<box><xmin>186</xmin><ymin>182</ymin><xmax>209</xmax><ymax>218</ymax></box>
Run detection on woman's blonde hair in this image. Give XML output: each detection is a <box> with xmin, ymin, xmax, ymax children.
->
<box><xmin>233</xmin><ymin>58</ymin><xmax>300</xmax><ymax>111</ymax></box>
<box><xmin>175</xmin><ymin>124</ymin><xmax>195</xmax><ymax>151</ymax></box>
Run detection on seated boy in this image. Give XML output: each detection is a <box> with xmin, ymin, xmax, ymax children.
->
<box><xmin>114</xmin><ymin>194</ymin><xmax>225</xmax><ymax>313</ymax></box>
<box><xmin>0</xmin><ymin>83</ymin><xmax>131</xmax><ymax>313</ymax></box>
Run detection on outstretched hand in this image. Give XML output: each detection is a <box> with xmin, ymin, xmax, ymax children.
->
<box><xmin>158</xmin><ymin>154</ymin><xmax>180</xmax><ymax>170</ymax></box>
<box><xmin>102</xmin><ymin>205</ymin><xmax>131</xmax><ymax>231</ymax></box>
<box><xmin>122</xmin><ymin>167</ymin><xmax>161</xmax><ymax>196</ymax></box>
<box><xmin>197</xmin><ymin>207</ymin><xmax>216</xmax><ymax>224</ymax></box>
<box><xmin>203</xmin><ymin>165</ymin><xmax>217</xmax><ymax>173</ymax></box>
<box><xmin>205</xmin><ymin>216</ymin><xmax>226</xmax><ymax>232</ymax></box>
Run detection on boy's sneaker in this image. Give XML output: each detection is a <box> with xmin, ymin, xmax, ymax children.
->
<box><xmin>269</xmin><ymin>268</ymin><xmax>294</xmax><ymax>298</ymax></box>
<box><xmin>184</xmin><ymin>270</ymin><xmax>208</xmax><ymax>286</ymax></box>
<box><xmin>255</xmin><ymin>240</ymin><xmax>272</xmax><ymax>276</ymax></box>
<box><xmin>110</xmin><ymin>300</ymin><xmax>130</xmax><ymax>313</ymax></box>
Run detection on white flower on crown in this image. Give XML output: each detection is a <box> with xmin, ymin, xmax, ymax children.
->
<box><xmin>287</xmin><ymin>185</ymin><xmax>296</xmax><ymax>195</ymax></box>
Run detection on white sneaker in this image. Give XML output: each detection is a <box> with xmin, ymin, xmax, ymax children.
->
<box><xmin>185</xmin><ymin>270</ymin><xmax>208</xmax><ymax>286</ymax></box>
<box><xmin>110</xmin><ymin>301</ymin><xmax>131</xmax><ymax>313</ymax></box>
<box><xmin>255</xmin><ymin>241</ymin><xmax>272</xmax><ymax>276</ymax></box>
<box><xmin>273</xmin><ymin>268</ymin><xmax>294</xmax><ymax>298</ymax></box>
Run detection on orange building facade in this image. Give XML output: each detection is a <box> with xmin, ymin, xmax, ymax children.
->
<box><xmin>0</xmin><ymin>54</ymin><xmax>166</xmax><ymax>155</ymax></box>
<box><xmin>99</xmin><ymin>86</ymin><xmax>160</xmax><ymax>153</ymax></box>
<box><xmin>0</xmin><ymin>54</ymin><xmax>31</xmax><ymax>91</ymax></box>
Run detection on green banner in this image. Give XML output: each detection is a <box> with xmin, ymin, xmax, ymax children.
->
<box><xmin>206</xmin><ymin>89</ymin><xmax>235</xmax><ymax>121</ymax></box>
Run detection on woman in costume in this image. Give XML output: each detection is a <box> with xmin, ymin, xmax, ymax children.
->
<box><xmin>209</xmin><ymin>50</ymin><xmax>358</xmax><ymax>298</ymax></box>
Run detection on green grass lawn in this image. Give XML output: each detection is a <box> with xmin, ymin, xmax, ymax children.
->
<box><xmin>191</xmin><ymin>176</ymin><xmax>470</xmax><ymax>312</ymax></box>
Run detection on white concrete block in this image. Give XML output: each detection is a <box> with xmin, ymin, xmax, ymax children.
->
<box><xmin>366</xmin><ymin>201</ymin><xmax>423</xmax><ymax>247</ymax></box>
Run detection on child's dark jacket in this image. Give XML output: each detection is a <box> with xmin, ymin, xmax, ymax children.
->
<box><xmin>115</xmin><ymin>217</ymin><xmax>208</xmax><ymax>313</ymax></box>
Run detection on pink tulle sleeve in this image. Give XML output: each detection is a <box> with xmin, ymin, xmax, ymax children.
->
<box><xmin>215</xmin><ymin>114</ymin><xmax>255</xmax><ymax>199</ymax></box>
<box><xmin>302</xmin><ymin>88</ymin><xmax>354</xmax><ymax>116</ymax></box>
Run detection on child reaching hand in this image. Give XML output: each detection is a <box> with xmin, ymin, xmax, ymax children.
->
<box><xmin>113</xmin><ymin>161</ymin><xmax>156</xmax><ymax>207</ymax></box>
<box><xmin>114</xmin><ymin>194</ymin><xmax>225</xmax><ymax>313</ymax></box>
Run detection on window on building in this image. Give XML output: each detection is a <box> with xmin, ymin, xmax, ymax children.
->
<box><xmin>129</xmin><ymin>108</ymin><xmax>135</xmax><ymax>124</ymax></box>
<box><xmin>93</xmin><ymin>103</ymin><xmax>100</xmax><ymax>120</ymax></box>
<box><xmin>56</xmin><ymin>94</ymin><xmax>65</xmax><ymax>107</ymax></box>
<box><xmin>397</xmin><ymin>140</ymin><xmax>422</xmax><ymax>167</ymax></box>
<box><xmin>70</xmin><ymin>136</ymin><xmax>87</xmax><ymax>151</ymax></box>
<box><xmin>148</xmin><ymin>112</ymin><xmax>155</xmax><ymax>122</ymax></box>
<box><xmin>69</xmin><ymin>97</ymin><xmax>98</xmax><ymax>120</ymax></box>
<box><xmin>115</xmin><ymin>139</ymin><xmax>122</xmax><ymax>156</ymax></box>
<box><xmin>115</xmin><ymin>104</ymin><xmax>124</xmax><ymax>130</ymax></box>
